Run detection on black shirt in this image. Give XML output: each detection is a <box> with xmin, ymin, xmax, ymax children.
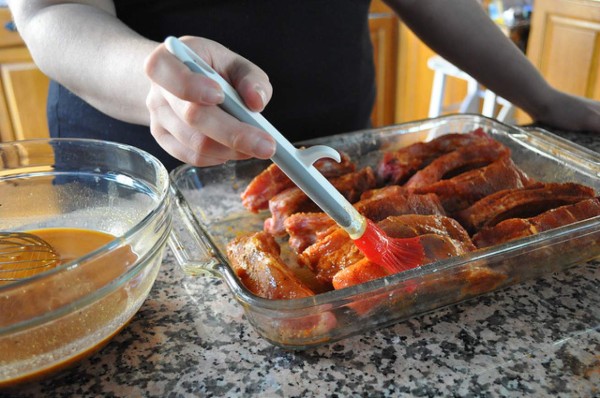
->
<box><xmin>48</xmin><ymin>1</ymin><xmax>376</xmax><ymax>170</ymax></box>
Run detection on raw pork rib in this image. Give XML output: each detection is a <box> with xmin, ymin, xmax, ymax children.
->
<box><xmin>301</xmin><ymin>214</ymin><xmax>475</xmax><ymax>285</ymax></box>
<box><xmin>473</xmin><ymin>197</ymin><xmax>600</xmax><ymax>248</ymax></box>
<box><xmin>264</xmin><ymin>167</ymin><xmax>376</xmax><ymax>236</ymax></box>
<box><xmin>376</xmin><ymin>128</ymin><xmax>492</xmax><ymax>185</ymax></box>
<box><xmin>298</xmin><ymin>227</ymin><xmax>362</xmax><ymax>284</ymax></box>
<box><xmin>355</xmin><ymin>188</ymin><xmax>446</xmax><ymax>222</ymax></box>
<box><xmin>413</xmin><ymin>156</ymin><xmax>534</xmax><ymax>213</ymax></box>
<box><xmin>404</xmin><ymin>139</ymin><xmax>510</xmax><ymax>190</ymax></box>
<box><xmin>455</xmin><ymin>182</ymin><xmax>597</xmax><ymax>233</ymax></box>
<box><xmin>226</xmin><ymin>232</ymin><xmax>315</xmax><ymax>299</ymax></box>
<box><xmin>241</xmin><ymin>152</ymin><xmax>355</xmax><ymax>212</ymax></box>
<box><xmin>284</xmin><ymin>212</ymin><xmax>337</xmax><ymax>254</ymax></box>
<box><xmin>331</xmin><ymin>215</ymin><xmax>476</xmax><ymax>289</ymax></box>
<box><xmin>226</xmin><ymin>232</ymin><xmax>339</xmax><ymax>337</ymax></box>
<box><xmin>285</xmin><ymin>189</ymin><xmax>445</xmax><ymax>254</ymax></box>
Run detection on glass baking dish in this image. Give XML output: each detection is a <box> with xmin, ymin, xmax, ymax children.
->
<box><xmin>168</xmin><ymin>114</ymin><xmax>600</xmax><ymax>349</ymax></box>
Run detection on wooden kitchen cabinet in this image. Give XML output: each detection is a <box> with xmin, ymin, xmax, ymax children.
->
<box><xmin>369</xmin><ymin>1</ymin><xmax>400</xmax><ymax>127</ymax></box>
<box><xmin>526</xmin><ymin>0</ymin><xmax>600</xmax><ymax>101</ymax></box>
<box><xmin>395</xmin><ymin>26</ymin><xmax>466</xmax><ymax>123</ymax></box>
<box><xmin>0</xmin><ymin>8</ymin><xmax>50</xmax><ymax>142</ymax></box>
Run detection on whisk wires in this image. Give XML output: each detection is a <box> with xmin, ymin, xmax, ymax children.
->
<box><xmin>0</xmin><ymin>232</ymin><xmax>60</xmax><ymax>283</ymax></box>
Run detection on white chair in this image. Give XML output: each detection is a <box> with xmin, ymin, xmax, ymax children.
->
<box><xmin>427</xmin><ymin>55</ymin><xmax>515</xmax><ymax>123</ymax></box>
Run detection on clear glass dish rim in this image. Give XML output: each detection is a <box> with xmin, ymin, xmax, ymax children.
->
<box><xmin>170</xmin><ymin>114</ymin><xmax>600</xmax><ymax>314</ymax></box>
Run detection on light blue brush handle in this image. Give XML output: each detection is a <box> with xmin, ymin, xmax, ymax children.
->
<box><xmin>164</xmin><ymin>37</ymin><xmax>365</xmax><ymax>237</ymax></box>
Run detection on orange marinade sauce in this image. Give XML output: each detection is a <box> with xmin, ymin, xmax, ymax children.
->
<box><xmin>32</xmin><ymin>227</ymin><xmax>116</xmax><ymax>263</ymax></box>
<box><xmin>0</xmin><ymin>228</ymin><xmax>116</xmax><ymax>282</ymax></box>
<box><xmin>0</xmin><ymin>228</ymin><xmax>138</xmax><ymax>387</ymax></box>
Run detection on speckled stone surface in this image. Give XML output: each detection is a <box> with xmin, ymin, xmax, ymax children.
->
<box><xmin>2</xmin><ymin>127</ymin><xmax>599</xmax><ymax>398</ymax></box>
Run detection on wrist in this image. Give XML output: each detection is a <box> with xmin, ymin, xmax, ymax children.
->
<box><xmin>519</xmin><ymin>84</ymin><xmax>561</xmax><ymax>123</ymax></box>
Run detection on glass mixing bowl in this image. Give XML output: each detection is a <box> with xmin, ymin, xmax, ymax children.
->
<box><xmin>0</xmin><ymin>138</ymin><xmax>172</xmax><ymax>386</ymax></box>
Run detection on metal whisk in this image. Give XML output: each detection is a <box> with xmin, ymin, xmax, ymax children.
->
<box><xmin>0</xmin><ymin>232</ymin><xmax>60</xmax><ymax>283</ymax></box>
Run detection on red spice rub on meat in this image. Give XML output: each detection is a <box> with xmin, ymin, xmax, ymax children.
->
<box><xmin>302</xmin><ymin>214</ymin><xmax>476</xmax><ymax>285</ymax></box>
<box><xmin>355</xmin><ymin>188</ymin><xmax>446</xmax><ymax>222</ymax></box>
<box><xmin>413</xmin><ymin>156</ymin><xmax>534</xmax><ymax>213</ymax></box>
<box><xmin>284</xmin><ymin>189</ymin><xmax>445</xmax><ymax>254</ymax></box>
<box><xmin>226</xmin><ymin>232</ymin><xmax>315</xmax><ymax>299</ymax></box>
<box><xmin>473</xmin><ymin>197</ymin><xmax>600</xmax><ymax>248</ymax></box>
<box><xmin>376</xmin><ymin>128</ymin><xmax>492</xmax><ymax>185</ymax></box>
<box><xmin>404</xmin><ymin>139</ymin><xmax>510</xmax><ymax>190</ymax></box>
<box><xmin>332</xmin><ymin>215</ymin><xmax>476</xmax><ymax>290</ymax></box>
<box><xmin>264</xmin><ymin>167</ymin><xmax>377</xmax><ymax>236</ymax></box>
<box><xmin>456</xmin><ymin>182</ymin><xmax>597</xmax><ymax>234</ymax></box>
<box><xmin>241</xmin><ymin>152</ymin><xmax>356</xmax><ymax>213</ymax></box>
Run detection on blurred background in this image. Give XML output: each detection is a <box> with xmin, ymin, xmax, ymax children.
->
<box><xmin>0</xmin><ymin>0</ymin><xmax>597</xmax><ymax>143</ymax></box>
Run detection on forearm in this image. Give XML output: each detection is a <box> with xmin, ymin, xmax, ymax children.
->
<box><xmin>386</xmin><ymin>0</ymin><xmax>554</xmax><ymax>119</ymax></box>
<box><xmin>8</xmin><ymin>0</ymin><xmax>155</xmax><ymax>125</ymax></box>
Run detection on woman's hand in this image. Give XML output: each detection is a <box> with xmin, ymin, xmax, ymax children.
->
<box><xmin>144</xmin><ymin>36</ymin><xmax>276</xmax><ymax>166</ymax></box>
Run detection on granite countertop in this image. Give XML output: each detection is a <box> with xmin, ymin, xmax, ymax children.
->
<box><xmin>3</xmin><ymin>126</ymin><xmax>600</xmax><ymax>398</ymax></box>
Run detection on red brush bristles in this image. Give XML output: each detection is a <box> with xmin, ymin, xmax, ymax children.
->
<box><xmin>353</xmin><ymin>219</ymin><xmax>425</xmax><ymax>274</ymax></box>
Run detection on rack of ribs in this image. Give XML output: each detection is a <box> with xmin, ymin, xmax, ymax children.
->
<box><xmin>284</xmin><ymin>188</ymin><xmax>446</xmax><ymax>254</ymax></box>
<box><xmin>456</xmin><ymin>182</ymin><xmax>597</xmax><ymax>234</ymax></box>
<box><xmin>241</xmin><ymin>152</ymin><xmax>356</xmax><ymax>213</ymax></box>
<box><xmin>413</xmin><ymin>156</ymin><xmax>535</xmax><ymax>213</ymax></box>
<box><xmin>376</xmin><ymin>128</ymin><xmax>492</xmax><ymax>185</ymax></box>
<box><xmin>473</xmin><ymin>197</ymin><xmax>600</xmax><ymax>248</ymax></box>
<box><xmin>263</xmin><ymin>167</ymin><xmax>377</xmax><ymax>236</ymax></box>
<box><xmin>301</xmin><ymin>214</ymin><xmax>476</xmax><ymax>286</ymax></box>
<box><xmin>226</xmin><ymin>127</ymin><xmax>598</xmax><ymax>304</ymax></box>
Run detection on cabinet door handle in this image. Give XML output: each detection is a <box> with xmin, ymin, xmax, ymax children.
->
<box><xmin>4</xmin><ymin>20</ymin><xmax>17</xmax><ymax>32</ymax></box>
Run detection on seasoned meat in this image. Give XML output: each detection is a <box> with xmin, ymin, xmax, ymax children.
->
<box><xmin>264</xmin><ymin>167</ymin><xmax>376</xmax><ymax>236</ymax></box>
<box><xmin>376</xmin><ymin>128</ymin><xmax>492</xmax><ymax>185</ymax></box>
<box><xmin>285</xmin><ymin>212</ymin><xmax>338</xmax><ymax>254</ymax></box>
<box><xmin>456</xmin><ymin>182</ymin><xmax>597</xmax><ymax>234</ymax></box>
<box><xmin>226</xmin><ymin>232</ymin><xmax>315</xmax><ymax>299</ymax></box>
<box><xmin>473</xmin><ymin>197</ymin><xmax>600</xmax><ymax>248</ymax></box>
<box><xmin>299</xmin><ymin>227</ymin><xmax>361</xmax><ymax>284</ymax></box>
<box><xmin>331</xmin><ymin>258</ymin><xmax>388</xmax><ymax>290</ymax></box>
<box><xmin>414</xmin><ymin>156</ymin><xmax>534</xmax><ymax>213</ymax></box>
<box><xmin>285</xmin><ymin>189</ymin><xmax>445</xmax><ymax>254</ymax></box>
<box><xmin>241</xmin><ymin>152</ymin><xmax>355</xmax><ymax>212</ymax></box>
<box><xmin>377</xmin><ymin>214</ymin><xmax>476</xmax><ymax>251</ymax></box>
<box><xmin>332</xmin><ymin>233</ymin><xmax>475</xmax><ymax>290</ymax></box>
<box><xmin>355</xmin><ymin>189</ymin><xmax>446</xmax><ymax>222</ymax></box>
<box><xmin>301</xmin><ymin>214</ymin><xmax>475</xmax><ymax>285</ymax></box>
<box><xmin>404</xmin><ymin>139</ymin><xmax>510</xmax><ymax>190</ymax></box>
<box><xmin>230</xmin><ymin>127</ymin><xmax>597</xmax><ymax>307</ymax></box>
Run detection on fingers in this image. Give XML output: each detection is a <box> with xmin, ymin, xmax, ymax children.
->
<box><xmin>149</xmin><ymin>100</ymin><xmax>251</xmax><ymax>166</ymax></box>
<box><xmin>160</xmin><ymin>86</ymin><xmax>275</xmax><ymax>158</ymax></box>
<box><xmin>144</xmin><ymin>42</ymin><xmax>225</xmax><ymax>106</ymax></box>
<box><xmin>144</xmin><ymin>36</ymin><xmax>276</xmax><ymax>164</ymax></box>
<box><xmin>144</xmin><ymin>36</ymin><xmax>272</xmax><ymax>111</ymax></box>
<box><xmin>226</xmin><ymin>57</ymin><xmax>273</xmax><ymax>112</ymax></box>
<box><xmin>146</xmin><ymin>83</ymin><xmax>275</xmax><ymax>165</ymax></box>
<box><xmin>151</xmin><ymin>122</ymin><xmax>251</xmax><ymax>167</ymax></box>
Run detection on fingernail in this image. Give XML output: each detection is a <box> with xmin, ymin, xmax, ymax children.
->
<box><xmin>255</xmin><ymin>85</ymin><xmax>267</xmax><ymax>109</ymax></box>
<box><xmin>204</xmin><ymin>87</ymin><xmax>224</xmax><ymax>103</ymax></box>
<box><xmin>254</xmin><ymin>138</ymin><xmax>275</xmax><ymax>158</ymax></box>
